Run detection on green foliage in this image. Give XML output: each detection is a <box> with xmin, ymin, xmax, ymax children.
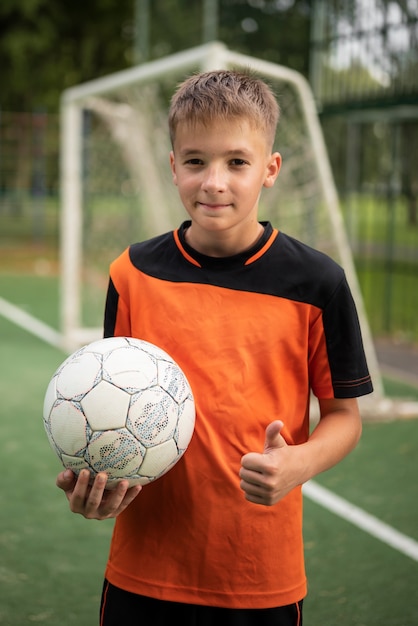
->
<box><xmin>0</xmin><ymin>0</ymin><xmax>134</xmax><ymax>111</ymax></box>
<box><xmin>217</xmin><ymin>0</ymin><xmax>311</xmax><ymax>73</ymax></box>
<box><xmin>344</xmin><ymin>193</ymin><xmax>418</xmax><ymax>246</ymax></box>
<box><xmin>0</xmin><ymin>0</ymin><xmax>312</xmax><ymax>112</ymax></box>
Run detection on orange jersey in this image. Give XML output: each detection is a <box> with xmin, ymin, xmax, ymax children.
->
<box><xmin>103</xmin><ymin>221</ymin><xmax>372</xmax><ymax>608</ymax></box>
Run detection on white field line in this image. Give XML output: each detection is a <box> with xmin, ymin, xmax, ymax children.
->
<box><xmin>303</xmin><ymin>480</ymin><xmax>418</xmax><ymax>562</ymax></box>
<box><xmin>0</xmin><ymin>296</ymin><xmax>64</xmax><ymax>349</ymax></box>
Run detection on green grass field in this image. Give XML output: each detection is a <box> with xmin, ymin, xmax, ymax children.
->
<box><xmin>1</xmin><ymin>274</ymin><xmax>418</xmax><ymax>625</ymax></box>
<box><xmin>0</xmin><ymin>316</ymin><xmax>112</xmax><ymax>625</ymax></box>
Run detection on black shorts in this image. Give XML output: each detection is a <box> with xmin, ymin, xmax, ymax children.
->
<box><xmin>100</xmin><ymin>579</ymin><xmax>303</xmax><ymax>626</ymax></box>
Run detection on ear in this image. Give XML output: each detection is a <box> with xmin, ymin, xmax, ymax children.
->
<box><xmin>169</xmin><ymin>151</ymin><xmax>178</xmax><ymax>186</ymax></box>
<box><xmin>263</xmin><ymin>152</ymin><xmax>282</xmax><ymax>188</ymax></box>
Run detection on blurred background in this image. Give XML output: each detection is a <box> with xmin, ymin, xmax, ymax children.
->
<box><xmin>1</xmin><ymin>0</ymin><xmax>417</xmax><ymax>385</ymax></box>
<box><xmin>1</xmin><ymin>4</ymin><xmax>417</xmax><ymax>624</ymax></box>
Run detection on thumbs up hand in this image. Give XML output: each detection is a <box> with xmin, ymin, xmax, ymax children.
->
<box><xmin>262</xmin><ymin>420</ymin><xmax>287</xmax><ymax>455</ymax></box>
<box><xmin>239</xmin><ymin>420</ymin><xmax>299</xmax><ymax>506</ymax></box>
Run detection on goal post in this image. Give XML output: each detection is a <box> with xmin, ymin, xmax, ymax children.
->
<box><xmin>60</xmin><ymin>41</ymin><xmax>384</xmax><ymax>400</ymax></box>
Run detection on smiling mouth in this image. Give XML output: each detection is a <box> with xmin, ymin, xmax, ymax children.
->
<box><xmin>197</xmin><ymin>201</ymin><xmax>231</xmax><ymax>210</ymax></box>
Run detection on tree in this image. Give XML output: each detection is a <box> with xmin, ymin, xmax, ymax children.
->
<box><xmin>0</xmin><ymin>0</ymin><xmax>312</xmax><ymax>112</ymax></box>
<box><xmin>0</xmin><ymin>0</ymin><xmax>133</xmax><ymax>111</ymax></box>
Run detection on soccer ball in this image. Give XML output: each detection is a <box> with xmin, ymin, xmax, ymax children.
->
<box><xmin>43</xmin><ymin>336</ymin><xmax>195</xmax><ymax>488</ymax></box>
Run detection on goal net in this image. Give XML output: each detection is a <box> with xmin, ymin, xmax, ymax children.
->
<box><xmin>60</xmin><ymin>41</ymin><xmax>384</xmax><ymax>401</ymax></box>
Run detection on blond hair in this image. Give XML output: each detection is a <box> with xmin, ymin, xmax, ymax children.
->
<box><xmin>168</xmin><ymin>69</ymin><xmax>280</xmax><ymax>149</ymax></box>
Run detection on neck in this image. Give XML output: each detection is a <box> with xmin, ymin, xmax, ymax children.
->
<box><xmin>184</xmin><ymin>222</ymin><xmax>264</xmax><ymax>257</ymax></box>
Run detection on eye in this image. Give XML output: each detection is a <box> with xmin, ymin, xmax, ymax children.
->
<box><xmin>185</xmin><ymin>158</ymin><xmax>203</xmax><ymax>166</ymax></box>
<box><xmin>230</xmin><ymin>158</ymin><xmax>248</xmax><ymax>167</ymax></box>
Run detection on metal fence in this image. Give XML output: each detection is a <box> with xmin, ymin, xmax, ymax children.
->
<box><xmin>0</xmin><ymin>111</ymin><xmax>59</xmax><ymax>246</ymax></box>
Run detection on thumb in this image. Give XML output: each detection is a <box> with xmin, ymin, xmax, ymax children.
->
<box><xmin>263</xmin><ymin>420</ymin><xmax>287</xmax><ymax>454</ymax></box>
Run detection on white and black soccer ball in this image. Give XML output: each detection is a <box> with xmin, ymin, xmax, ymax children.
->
<box><xmin>43</xmin><ymin>336</ymin><xmax>195</xmax><ymax>488</ymax></box>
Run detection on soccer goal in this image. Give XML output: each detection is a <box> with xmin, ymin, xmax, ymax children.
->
<box><xmin>60</xmin><ymin>41</ymin><xmax>384</xmax><ymax>400</ymax></box>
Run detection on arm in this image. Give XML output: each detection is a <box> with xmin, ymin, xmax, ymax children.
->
<box><xmin>56</xmin><ymin>469</ymin><xmax>142</xmax><ymax>520</ymax></box>
<box><xmin>239</xmin><ymin>397</ymin><xmax>362</xmax><ymax>506</ymax></box>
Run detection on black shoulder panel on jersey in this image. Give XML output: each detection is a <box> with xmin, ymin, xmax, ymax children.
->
<box><xmin>128</xmin><ymin>227</ymin><xmax>345</xmax><ymax>310</ymax></box>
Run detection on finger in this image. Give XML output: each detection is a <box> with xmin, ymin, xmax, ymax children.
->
<box><xmin>56</xmin><ymin>468</ymin><xmax>77</xmax><ymax>491</ymax></box>
<box><xmin>263</xmin><ymin>420</ymin><xmax>286</xmax><ymax>453</ymax></box>
<box><xmin>240</xmin><ymin>477</ymin><xmax>263</xmax><ymax>496</ymax></box>
<box><xmin>239</xmin><ymin>464</ymin><xmax>264</xmax><ymax>486</ymax></box>
<box><xmin>91</xmin><ymin>481</ymin><xmax>142</xmax><ymax>520</ymax></box>
<box><xmin>240</xmin><ymin>466</ymin><xmax>274</xmax><ymax>492</ymax></box>
<box><xmin>82</xmin><ymin>472</ymin><xmax>108</xmax><ymax>517</ymax></box>
<box><xmin>66</xmin><ymin>469</ymin><xmax>95</xmax><ymax>513</ymax></box>
<box><xmin>240</xmin><ymin>479</ymin><xmax>272</xmax><ymax>506</ymax></box>
<box><xmin>110</xmin><ymin>483</ymin><xmax>142</xmax><ymax>517</ymax></box>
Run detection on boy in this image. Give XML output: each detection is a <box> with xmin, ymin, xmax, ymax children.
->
<box><xmin>57</xmin><ymin>70</ymin><xmax>373</xmax><ymax>626</ymax></box>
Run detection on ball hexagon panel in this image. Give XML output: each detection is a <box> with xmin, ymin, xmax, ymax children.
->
<box><xmin>103</xmin><ymin>346</ymin><xmax>158</xmax><ymax>391</ymax></box>
<box><xmin>139</xmin><ymin>439</ymin><xmax>179</xmax><ymax>478</ymax></box>
<box><xmin>86</xmin><ymin>429</ymin><xmax>145</xmax><ymax>476</ymax></box>
<box><xmin>55</xmin><ymin>352</ymin><xmax>101</xmax><ymax>400</ymax></box>
<box><xmin>127</xmin><ymin>387</ymin><xmax>178</xmax><ymax>446</ymax></box>
<box><xmin>157</xmin><ymin>360</ymin><xmax>191</xmax><ymax>403</ymax></box>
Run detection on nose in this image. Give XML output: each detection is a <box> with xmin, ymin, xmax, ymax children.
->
<box><xmin>201</xmin><ymin>163</ymin><xmax>227</xmax><ymax>193</ymax></box>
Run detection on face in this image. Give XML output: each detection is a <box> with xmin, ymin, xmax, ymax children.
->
<box><xmin>170</xmin><ymin>117</ymin><xmax>281</xmax><ymax>247</ymax></box>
